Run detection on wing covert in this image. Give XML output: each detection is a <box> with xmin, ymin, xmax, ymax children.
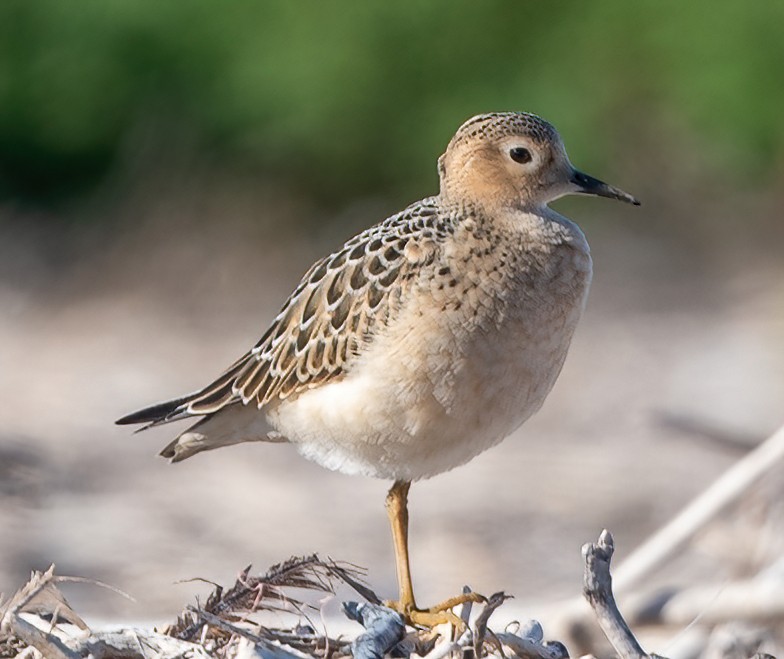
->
<box><xmin>183</xmin><ymin>199</ymin><xmax>444</xmax><ymax>417</ymax></box>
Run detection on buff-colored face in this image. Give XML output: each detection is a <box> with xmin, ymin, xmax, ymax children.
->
<box><xmin>439</xmin><ymin>112</ymin><xmax>639</xmax><ymax>211</ymax></box>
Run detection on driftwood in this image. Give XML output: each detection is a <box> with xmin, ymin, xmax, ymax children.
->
<box><xmin>581</xmin><ymin>528</ymin><xmax>780</xmax><ymax>659</ymax></box>
<box><xmin>582</xmin><ymin>530</ymin><xmax>649</xmax><ymax>659</ymax></box>
<box><xmin>624</xmin><ymin>577</ymin><xmax>784</xmax><ymax>628</ymax></box>
<box><xmin>0</xmin><ymin>566</ymin><xmax>210</xmax><ymax>659</ymax></box>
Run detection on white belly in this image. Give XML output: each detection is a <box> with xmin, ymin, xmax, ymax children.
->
<box><xmin>268</xmin><ymin>242</ymin><xmax>592</xmax><ymax>481</ymax></box>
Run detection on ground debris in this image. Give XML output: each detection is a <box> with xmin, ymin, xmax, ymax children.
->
<box><xmin>0</xmin><ymin>557</ymin><xmax>562</xmax><ymax>659</ymax></box>
<box><xmin>166</xmin><ymin>554</ymin><xmax>374</xmax><ymax>644</ymax></box>
<box><xmin>2</xmin><ymin>532</ymin><xmax>782</xmax><ymax>659</ymax></box>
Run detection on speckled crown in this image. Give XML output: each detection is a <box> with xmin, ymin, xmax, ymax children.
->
<box><xmin>450</xmin><ymin>112</ymin><xmax>559</xmax><ymax>147</ymax></box>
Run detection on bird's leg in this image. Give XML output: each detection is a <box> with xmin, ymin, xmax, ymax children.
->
<box><xmin>385</xmin><ymin>480</ymin><xmax>416</xmax><ymax>611</ymax></box>
<box><xmin>383</xmin><ymin>480</ymin><xmax>485</xmax><ymax>629</ymax></box>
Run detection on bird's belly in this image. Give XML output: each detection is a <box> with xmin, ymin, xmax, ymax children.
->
<box><xmin>268</xmin><ymin>267</ymin><xmax>589</xmax><ymax>481</ymax></box>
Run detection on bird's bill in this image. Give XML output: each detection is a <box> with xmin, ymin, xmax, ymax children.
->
<box><xmin>570</xmin><ymin>170</ymin><xmax>640</xmax><ymax>206</ymax></box>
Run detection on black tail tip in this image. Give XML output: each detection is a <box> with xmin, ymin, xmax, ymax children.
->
<box><xmin>116</xmin><ymin>410</ymin><xmax>151</xmax><ymax>426</ymax></box>
<box><xmin>115</xmin><ymin>397</ymin><xmax>186</xmax><ymax>426</ymax></box>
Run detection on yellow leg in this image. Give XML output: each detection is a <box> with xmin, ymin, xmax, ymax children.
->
<box><xmin>384</xmin><ymin>481</ymin><xmax>485</xmax><ymax>628</ymax></box>
<box><xmin>385</xmin><ymin>481</ymin><xmax>416</xmax><ymax>610</ymax></box>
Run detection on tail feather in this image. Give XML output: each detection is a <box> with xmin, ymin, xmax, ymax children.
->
<box><xmin>115</xmin><ymin>395</ymin><xmax>193</xmax><ymax>428</ymax></box>
<box><xmin>158</xmin><ymin>403</ymin><xmax>279</xmax><ymax>462</ymax></box>
<box><xmin>117</xmin><ymin>353</ymin><xmax>252</xmax><ymax>429</ymax></box>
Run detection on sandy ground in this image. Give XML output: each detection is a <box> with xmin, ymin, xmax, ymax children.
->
<box><xmin>1</xmin><ymin>187</ymin><xmax>782</xmax><ymax>627</ymax></box>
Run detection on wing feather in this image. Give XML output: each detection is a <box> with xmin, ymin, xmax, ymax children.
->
<box><xmin>118</xmin><ymin>198</ymin><xmax>451</xmax><ymax>427</ymax></box>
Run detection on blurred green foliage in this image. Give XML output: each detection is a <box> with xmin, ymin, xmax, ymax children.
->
<box><xmin>0</xmin><ymin>0</ymin><xmax>782</xmax><ymax>207</ymax></box>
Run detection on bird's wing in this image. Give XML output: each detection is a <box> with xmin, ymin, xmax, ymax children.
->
<box><xmin>116</xmin><ymin>198</ymin><xmax>446</xmax><ymax>427</ymax></box>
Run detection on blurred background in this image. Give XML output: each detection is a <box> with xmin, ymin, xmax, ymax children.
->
<box><xmin>1</xmin><ymin>0</ymin><xmax>783</xmax><ymax>626</ymax></box>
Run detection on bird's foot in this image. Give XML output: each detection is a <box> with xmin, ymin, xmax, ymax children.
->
<box><xmin>384</xmin><ymin>592</ymin><xmax>486</xmax><ymax>630</ymax></box>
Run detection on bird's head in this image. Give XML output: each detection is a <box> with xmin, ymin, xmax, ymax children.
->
<box><xmin>438</xmin><ymin>112</ymin><xmax>640</xmax><ymax>212</ymax></box>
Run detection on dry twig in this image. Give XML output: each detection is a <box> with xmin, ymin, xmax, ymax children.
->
<box><xmin>582</xmin><ymin>530</ymin><xmax>651</xmax><ymax>659</ymax></box>
<box><xmin>168</xmin><ymin>554</ymin><xmax>373</xmax><ymax>644</ymax></box>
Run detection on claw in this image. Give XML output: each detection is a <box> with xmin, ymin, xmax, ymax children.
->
<box><xmin>384</xmin><ymin>591</ymin><xmax>486</xmax><ymax>631</ymax></box>
<box><xmin>427</xmin><ymin>591</ymin><xmax>486</xmax><ymax>613</ymax></box>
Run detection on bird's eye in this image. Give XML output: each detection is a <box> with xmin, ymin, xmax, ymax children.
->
<box><xmin>509</xmin><ymin>147</ymin><xmax>532</xmax><ymax>164</ymax></box>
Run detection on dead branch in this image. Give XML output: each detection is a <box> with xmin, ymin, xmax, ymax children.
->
<box><xmin>79</xmin><ymin>629</ymin><xmax>211</xmax><ymax>659</ymax></box>
<box><xmin>186</xmin><ymin>607</ymin><xmax>313</xmax><ymax>659</ymax></box>
<box><xmin>582</xmin><ymin>530</ymin><xmax>651</xmax><ymax>659</ymax></box>
<box><xmin>654</xmin><ymin>412</ymin><xmax>761</xmax><ymax>455</ymax></box>
<box><xmin>625</xmin><ymin>577</ymin><xmax>784</xmax><ymax>628</ymax></box>
<box><xmin>613</xmin><ymin>423</ymin><xmax>784</xmax><ymax>593</ymax></box>
<box><xmin>0</xmin><ymin>566</ymin><xmax>80</xmax><ymax>659</ymax></box>
<box><xmin>473</xmin><ymin>591</ymin><xmax>511</xmax><ymax>655</ymax></box>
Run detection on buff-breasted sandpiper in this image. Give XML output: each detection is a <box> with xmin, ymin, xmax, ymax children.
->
<box><xmin>118</xmin><ymin>112</ymin><xmax>639</xmax><ymax>627</ymax></box>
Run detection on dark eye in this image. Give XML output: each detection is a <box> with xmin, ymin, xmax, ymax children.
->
<box><xmin>509</xmin><ymin>147</ymin><xmax>532</xmax><ymax>164</ymax></box>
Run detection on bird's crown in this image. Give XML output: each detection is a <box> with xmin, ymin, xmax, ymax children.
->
<box><xmin>448</xmin><ymin>112</ymin><xmax>559</xmax><ymax>149</ymax></box>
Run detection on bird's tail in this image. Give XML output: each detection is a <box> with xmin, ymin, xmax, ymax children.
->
<box><xmin>159</xmin><ymin>402</ymin><xmax>278</xmax><ymax>462</ymax></box>
<box><xmin>115</xmin><ymin>394</ymin><xmax>196</xmax><ymax>430</ymax></box>
<box><xmin>116</xmin><ymin>350</ymin><xmax>253</xmax><ymax>432</ymax></box>
<box><xmin>116</xmin><ymin>387</ymin><xmax>278</xmax><ymax>463</ymax></box>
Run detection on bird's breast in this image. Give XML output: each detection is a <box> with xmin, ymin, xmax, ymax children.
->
<box><xmin>418</xmin><ymin>230</ymin><xmax>593</xmax><ymax>436</ymax></box>
<box><xmin>269</xmin><ymin>220</ymin><xmax>592</xmax><ymax>481</ymax></box>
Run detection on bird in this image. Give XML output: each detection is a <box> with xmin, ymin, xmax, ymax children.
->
<box><xmin>117</xmin><ymin>111</ymin><xmax>639</xmax><ymax>627</ymax></box>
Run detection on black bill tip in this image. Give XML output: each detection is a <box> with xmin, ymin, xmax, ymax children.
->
<box><xmin>571</xmin><ymin>170</ymin><xmax>640</xmax><ymax>206</ymax></box>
